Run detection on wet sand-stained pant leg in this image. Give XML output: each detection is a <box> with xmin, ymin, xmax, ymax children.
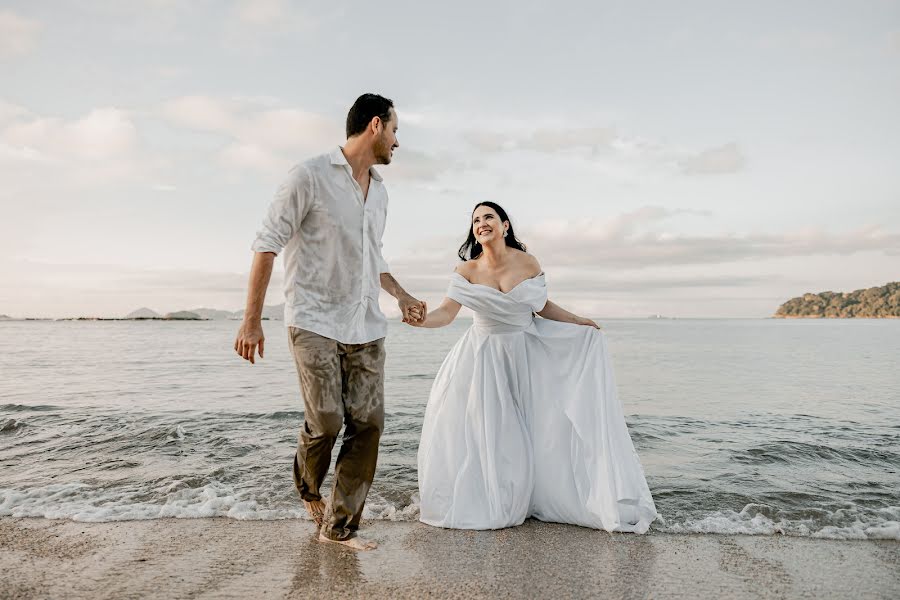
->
<box><xmin>288</xmin><ymin>326</ymin><xmax>385</xmax><ymax>541</ymax></box>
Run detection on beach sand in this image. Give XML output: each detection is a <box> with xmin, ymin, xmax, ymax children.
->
<box><xmin>1</xmin><ymin>517</ymin><xmax>898</xmax><ymax>599</ymax></box>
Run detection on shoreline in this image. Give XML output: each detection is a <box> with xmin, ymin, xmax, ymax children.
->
<box><xmin>772</xmin><ymin>315</ymin><xmax>900</xmax><ymax>319</ymax></box>
<box><xmin>2</xmin><ymin>517</ymin><xmax>898</xmax><ymax>599</ymax></box>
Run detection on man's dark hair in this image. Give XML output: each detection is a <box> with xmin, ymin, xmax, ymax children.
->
<box><xmin>346</xmin><ymin>93</ymin><xmax>394</xmax><ymax>138</ymax></box>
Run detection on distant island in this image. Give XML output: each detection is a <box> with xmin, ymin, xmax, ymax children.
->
<box><xmin>0</xmin><ymin>304</ymin><xmax>288</xmax><ymax>322</ymax></box>
<box><xmin>117</xmin><ymin>304</ymin><xmax>284</xmax><ymax>321</ymax></box>
<box><xmin>125</xmin><ymin>307</ymin><xmax>162</xmax><ymax>319</ymax></box>
<box><xmin>162</xmin><ymin>311</ymin><xmax>204</xmax><ymax>320</ymax></box>
<box><xmin>774</xmin><ymin>282</ymin><xmax>900</xmax><ymax>318</ymax></box>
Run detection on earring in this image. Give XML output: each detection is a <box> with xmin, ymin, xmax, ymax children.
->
<box><xmin>503</xmin><ymin>231</ymin><xmax>508</xmax><ymax>238</ymax></box>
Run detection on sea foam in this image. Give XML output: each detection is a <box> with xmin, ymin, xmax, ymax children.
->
<box><xmin>663</xmin><ymin>503</ymin><xmax>900</xmax><ymax>540</ymax></box>
<box><xmin>3</xmin><ymin>482</ymin><xmax>898</xmax><ymax>540</ymax></box>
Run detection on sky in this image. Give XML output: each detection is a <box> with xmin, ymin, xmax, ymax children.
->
<box><xmin>1</xmin><ymin>0</ymin><xmax>898</xmax><ymax>319</ymax></box>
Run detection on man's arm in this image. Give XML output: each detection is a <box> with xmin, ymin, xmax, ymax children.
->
<box><xmin>236</xmin><ymin>165</ymin><xmax>311</xmax><ymax>364</ymax></box>
<box><xmin>380</xmin><ymin>272</ymin><xmax>426</xmax><ymax>323</ymax></box>
<box><xmin>234</xmin><ymin>252</ymin><xmax>276</xmax><ymax>364</ymax></box>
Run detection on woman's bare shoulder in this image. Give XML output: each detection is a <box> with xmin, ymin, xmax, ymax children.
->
<box><xmin>510</xmin><ymin>249</ymin><xmax>542</xmax><ymax>274</ymax></box>
<box><xmin>454</xmin><ymin>260</ymin><xmax>477</xmax><ymax>277</ymax></box>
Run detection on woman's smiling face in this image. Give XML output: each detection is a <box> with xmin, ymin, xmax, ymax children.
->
<box><xmin>472</xmin><ymin>205</ymin><xmax>507</xmax><ymax>244</ymax></box>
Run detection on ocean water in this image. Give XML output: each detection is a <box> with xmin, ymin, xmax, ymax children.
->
<box><xmin>1</xmin><ymin>319</ymin><xmax>898</xmax><ymax>539</ymax></box>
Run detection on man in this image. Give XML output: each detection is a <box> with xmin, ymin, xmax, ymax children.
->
<box><xmin>234</xmin><ymin>93</ymin><xmax>425</xmax><ymax>551</ymax></box>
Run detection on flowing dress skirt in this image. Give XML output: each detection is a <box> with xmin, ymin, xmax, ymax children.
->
<box><xmin>417</xmin><ymin>319</ymin><xmax>657</xmax><ymax>533</ymax></box>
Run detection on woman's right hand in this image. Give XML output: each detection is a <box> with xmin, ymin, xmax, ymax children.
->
<box><xmin>407</xmin><ymin>311</ymin><xmax>428</xmax><ymax>327</ymax></box>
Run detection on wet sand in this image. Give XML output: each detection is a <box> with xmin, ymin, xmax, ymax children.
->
<box><xmin>1</xmin><ymin>517</ymin><xmax>898</xmax><ymax>599</ymax></box>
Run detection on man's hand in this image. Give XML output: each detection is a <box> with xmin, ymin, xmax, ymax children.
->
<box><xmin>234</xmin><ymin>321</ymin><xmax>265</xmax><ymax>364</ymax></box>
<box><xmin>399</xmin><ymin>294</ymin><xmax>426</xmax><ymax>325</ymax></box>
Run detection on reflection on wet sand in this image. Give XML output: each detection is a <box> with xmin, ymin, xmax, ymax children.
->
<box><xmin>3</xmin><ymin>517</ymin><xmax>897</xmax><ymax>599</ymax></box>
<box><xmin>290</xmin><ymin>531</ymin><xmax>365</xmax><ymax>597</ymax></box>
<box><xmin>394</xmin><ymin>519</ymin><xmax>658</xmax><ymax>597</ymax></box>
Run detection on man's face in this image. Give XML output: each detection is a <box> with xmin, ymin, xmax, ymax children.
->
<box><xmin>374</xmin><ymin>108</ymin><xmax>399</xmax><ymax>165</ymax></box>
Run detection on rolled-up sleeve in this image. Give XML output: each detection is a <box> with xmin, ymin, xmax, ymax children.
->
<box><xmin>376</xmin><ymin>191</ymin><xmax>390</xmax><ymax>273</ymax></box>
<box><xmin>376</xmin><ymin>241</ymin><xmax>390</xmax><ymax>274</ymax></box>
<box><xmin>251</xmin><ymin>165</ymin><xmax>313</xmax><ymax>255</ymax></box>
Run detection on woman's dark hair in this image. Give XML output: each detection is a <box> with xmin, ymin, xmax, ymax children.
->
<box><xmin>458</xmin><ymin>201</ymin><xmax>527</xmax><ymax>261</ymax></box>
<box><xmin>346</xmin><ymin>93</ymin><xmax>394</xmax><ymax>138</ymax></box>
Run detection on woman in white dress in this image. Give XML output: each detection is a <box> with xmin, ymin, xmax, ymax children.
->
<box><xmin>410</xmin><ymin>202</ymin><xmax>657</xmax><ymax>533</ymax></box>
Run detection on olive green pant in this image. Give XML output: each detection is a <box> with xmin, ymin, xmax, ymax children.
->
<box><xmin>288</xmin><ymin>327</ymin><xmax>386</xmax><ymax>541</ymax></box>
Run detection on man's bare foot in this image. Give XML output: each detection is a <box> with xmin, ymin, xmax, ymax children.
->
<box><xmin>317</xmin><ymin>532</ymin><xmax>378</xmax><ymax>551</ymax></box>
<box><xmin>304</xmin><ymin>499</ymin><xmax>326</xmax><ymax>526</ymax></box>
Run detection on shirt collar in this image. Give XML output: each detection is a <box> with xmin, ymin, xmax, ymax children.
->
<box><xmin>331</xmin><ymin>146</ymin><xmax>383</xmax><ymax>182</ymax></box>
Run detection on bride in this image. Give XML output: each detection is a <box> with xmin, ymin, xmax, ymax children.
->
<box><xmin>410</xmin><ymin>201</ymin><xmax>657</xmax><ymax>533</ymax></box>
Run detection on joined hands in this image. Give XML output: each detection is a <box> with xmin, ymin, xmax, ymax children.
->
<box><xmin>399</xmin><ymin>294</ymin><xmax>427</xmax><ymax>326</ymax></box>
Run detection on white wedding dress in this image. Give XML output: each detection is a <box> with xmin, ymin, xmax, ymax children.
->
<box><xmin>417</xmin><ymin>273</ymin><xmax>657</xmax><ymax>533</ymax></box>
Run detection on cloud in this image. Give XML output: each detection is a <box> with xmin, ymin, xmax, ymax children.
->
<box><xmin>521</xmin><ymin>127</ymin><xmax>617</xmax><ymax>153</ymax></box>
<box><xmin>0</xmin><ymin>142</ymin><xmax>46</xmax><ymax>162</ymax></box>
<box><xmin>678</xmin><ymin>143</ymin><xmax>745</xmax><ymax>175</ymax></box>
<box><xmin>525</xmin><ymin>217</ymin><xmax>899</xmax><ymax>269</ymax></box>
<box><xmin>220</xmin><ymin>141</ymin><xmax>289</xmax><ymax>173</ymax></box>
<box><xmin>388</xmin><ymin>206</ymin><xmax>900</xmax><ymax>274</ymax></box>
<box><xmin>461</xmin><ymin>122</ymin><xmax>744</xmax><ymax>179</ymax></box>
<box><xmin>539</xmin><ymin>206</ymin><xmax>712</xmax><ymax>240</ymax></box>
<box><xmin>382</xmin><ymin>150</ymin><xmax>448</xmax><ymax>182</ymax></box>
<box><xmin>251</xmin><ymin>108</ymin><xmax>339</xmax><ymax>151</ymax></box>
<box><xmin>379</xmin><ymin>207</ymin><xmax>900</xmax><ymax>318</ymax></box>
<box><xmin>464</xmin><ymin>126</ymin><xmax>616</xmax><ymax>154</ymax></box>
<box><xmin>2</xmin><ymin>107</ymin><xmax>138</xmax><ymax>161</ymax></box>
<box><xmin>888</xmin><ymin>31</ymin><xmax>900</xmax><ymax>52</ymax></box>
<box><xmin>0</xmin><ymin>100</ymin><xmax>30</xmax><ymax>124</ymax></box>
<box><xmin>0</xmin><ymin>106</ymin><xmax>151</xmax><ymax>184</ymax></box>
<box><xmin>382</xmin><ymin>265</ymin><xmax>770</xmax><ymax>302</ymax></box>
<box><xmin>233</xmin><ymin>0</ymin><xmax>290</xmax><ymax>26</ymax></box>
<box><xmin>162</xmin><ymin>94</ymin><xmax>451</xmax><ymax>180</ymax></box>
<box><xmin>0</xmin><ymin>11</ymin><xmax>40</xmax><ymax>59</ymax></box>
<box><xmin>162</xmin><ymin>95</ymin><xmax>237</xmax><ymax>132</ymax></box>
<box><xmin>545</xmin><ymin>274</ymin><xmax>771</xmax><ymax>294</ymax></box>
<box><xmin>162</xmin><ymin>95</ymin><xmax>340</xmax><ymax>174</ymax></box>
<box><xmin>463</xmin><ymin>131</ymin><xmax>512</xmax><ymax>153</ymax></box>
<box><xmin>225</xmin><ymin>0</ymin><xmax>325</xmax><ymax>45</ymax></box>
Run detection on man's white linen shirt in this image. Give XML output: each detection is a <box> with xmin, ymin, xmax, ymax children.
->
<box><xmin>251</xmin><ymin>148</ymin><xmax>391</xmax><ymax>344</ymax></box>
